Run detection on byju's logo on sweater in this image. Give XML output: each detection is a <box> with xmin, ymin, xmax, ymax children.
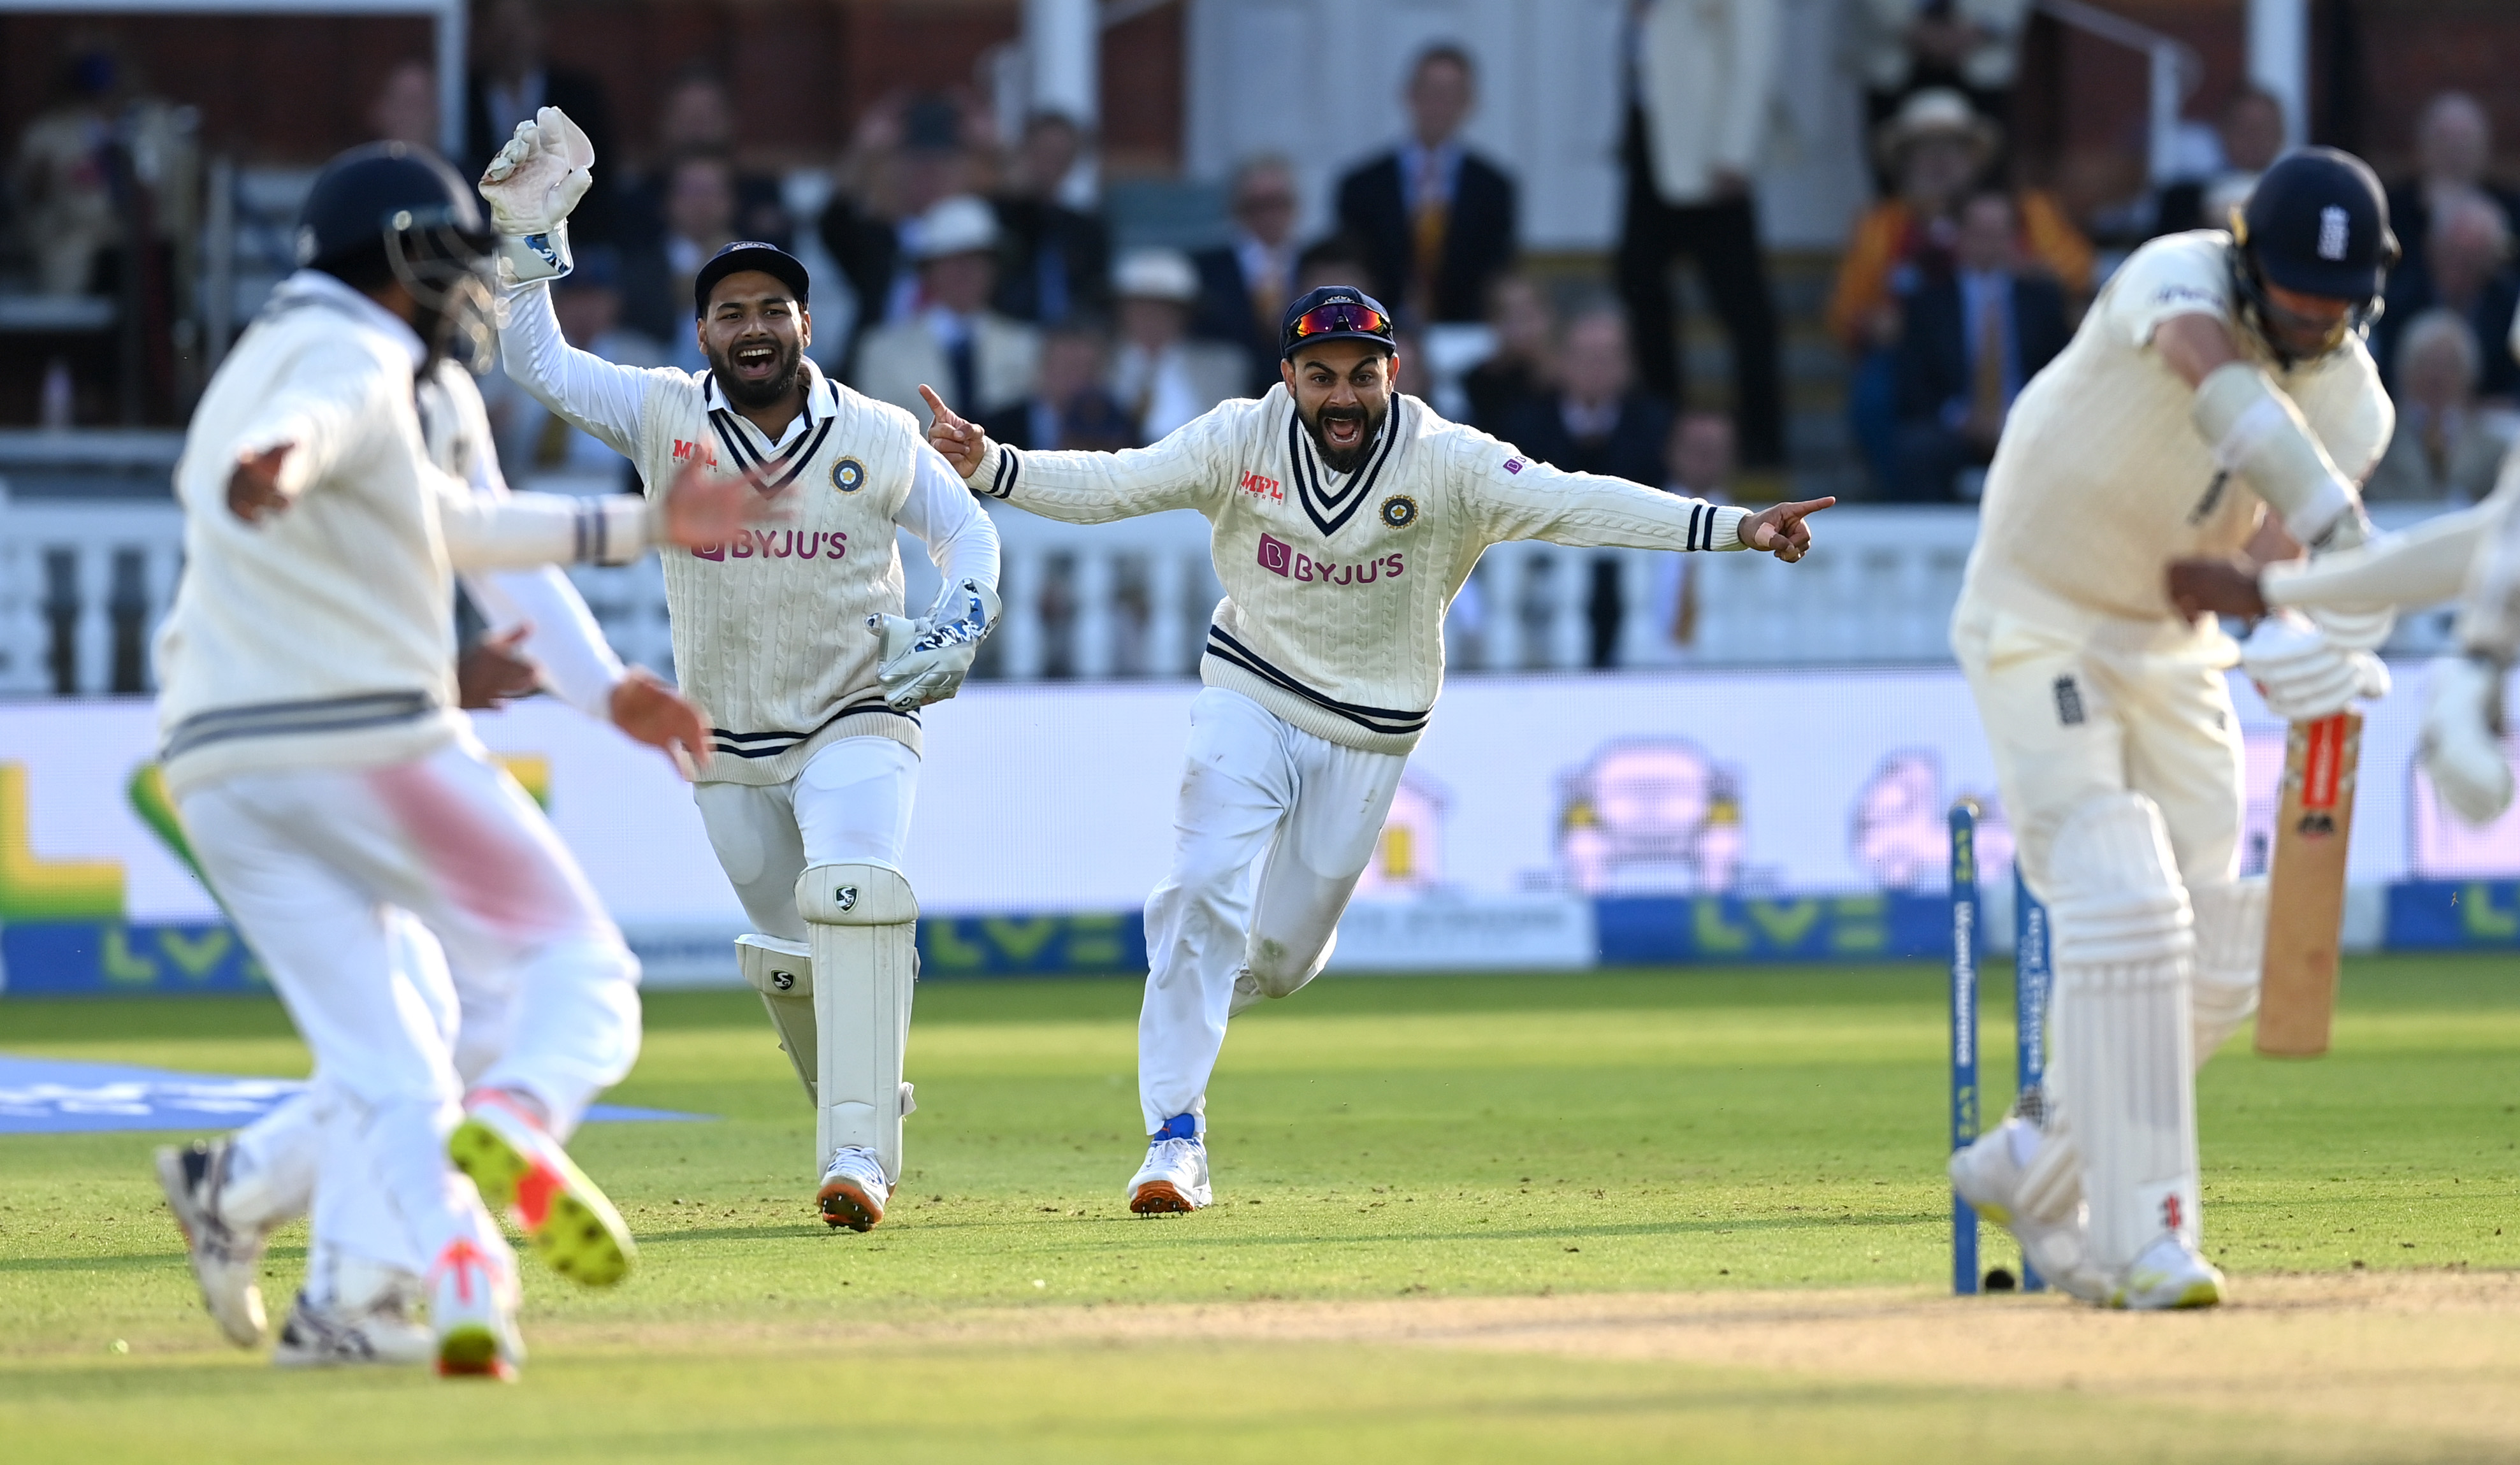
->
<box><xmin>1257</xmin><ymin>532</ymin><xmax>1403</xmax><ymax>586</ymax></box>
<box><xmin>693</xmin><ymin>530</ymin><xmax>849</xmax><ymax>563</ymax></box>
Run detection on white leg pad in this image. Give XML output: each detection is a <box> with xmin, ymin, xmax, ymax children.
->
<box><xmin>736</xmin><ymin>935</ymin><xmax>817</xmax><ymax>1104</ymax></box>
<box><xmin>2046</xmin><ymin>793</ymin><xmax>2201</xmax><ymax>1276</ymax></box>
<box><xmin>797</xmin><ymin>863</ymin><xmax>917</xmax><ymax>1185</ymax></box>
<box><xmin>2188</xmin><ymin>877</ymin><xmax>2267</xmax><ymax>1065</ymax></box>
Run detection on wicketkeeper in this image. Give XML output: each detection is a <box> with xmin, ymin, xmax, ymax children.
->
<box><xmin>924</xmin><ymin>285</ymin><xmax>1830</xmax><ymax>1213</ymax></box>
<box><xmin>480</xmin><ymin>108</ymin><xmax>1002</xmax><ymax>1232</ymax></box>
<box><xmin>1947</xmin><ymin>150</ymin><xmax>2400</xmax><ymax>1308</ymax></box>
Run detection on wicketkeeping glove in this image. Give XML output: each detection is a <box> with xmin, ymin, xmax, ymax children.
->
<box><xmin>2241</xmin><ymin>610</ymin><xmax>2389</xmax><ymax>723</ymax></box>
<box><xmin>477</xmin><ymin>106</ymin><xmax>594</xmax><ymax>285</ymax></box>
<box><xmin>2421</xmin><ymin>654</ymin><xmax>2513</xmax><ymax>825</ymax></box>
<box><xmin>869</xmin><ymin>579</ymin><xmax>1003</xmax><ymax>711</ymax></box>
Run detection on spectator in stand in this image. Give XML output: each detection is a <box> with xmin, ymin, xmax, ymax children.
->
<box><xmin>12</xmin><ymin>40</ymin><xmax>199</xmax><ymax>300</ymax></box>
<box><xmin>1828</xmin><ymin>89</ymin><xmax>2089</xmax><ymax>494</ymax></box>
<box><xmin>486</xmin><ymin>247</ymin><xmax>663</xmax><ymax>485</ymax></box>
<box><xmin>1291</xmin><ymin>237</ymin><xmax>1373</xmax><ymax>298</ymax></box>
<box><xmin>1190</xmin><ymin>155</ymin><xmax>1304</xmax><ymax>391</ymax></box>
<box><xmin>369</xmin><ymin>59</ymin><xmax>438</xmax><ymax>149</ymax></box>
<box><xmin>1463</xmin><ymin>272</ymin><xmax>1556</xmax><ymax>433</ymax></box>
<box><xmin>2375</xmin><ymin>189</ymin><xmax>2519</xmax><ymax>402</ymax></box>
<box><xmin>1106</xmin><ymin>249</ymin><xmax>1250</xmax><ymax>444</ymax></box>
<box><xmin>618</xmin><ymin>66</ymin><xmax>790</xmax><ymax>252</ymax></box>
<box><xmin>2389</xmin><ymin>92</ymin><xmax>2520</xmax><ymax>266</ymax></box>
<box><xmin>1853</xmin><ymin>0</ymin><xmax>2031</xmax><ymax>149</ymax></box>
<box><xmin>2153</xmin><ymin>87</ymin><xmax>2288</xmax><ymax>236</ymax></box>
<box><xmin>980</xmin><ymin>319</ymin><xmax>1138</xmax><ymax>453</ymax></box>
<box><xmin>851</xmin><ymin>194</ymin><xmax>1040</xmax><ymax>421</ymax></box>
<box><xmin>619</xmin><ymin>150</ymin><xmax>739</xmax><ymax>363</ymax></box>
<box><xmin>819</xmin><ymin>92</ymin><xmax>986</xmax><ymax>364</ymax></box>
<box><xmin>992</xmin><ymin>110</ymin><xmax>1111</xmax><ymax>326</ymax></box>
<box><xmin>1892</xmin><ymin>191</ymin><xmax>2069</xmax><ymax>502</ymax></box>
<box><xmin>466</xmin><ymin>0</ymin><xmax>614</xmax><ymax>243</ymax></box>
<box><xmin>1333</xmin><ymin>43</ymin><xmax>1517</xmax><ymax>327</ymax></box>
<box><xmin>1503</xmin><ymin>306</ymin><xmax>1670</xmax><ymax>486</ymax></box>
<box><xmin>1618</xmin><ymin>0</ymin><xmax>1785</xmax><ymax>467</ymax></box>
<box><xmin>1644</xmin><ymin>412</ymin><xmax>1739</xmax><ymax>663</ymax></box>
<box><xmin>2364</xmin><ymin>308</ymin><xmax>2516</xmax><ymax>505</ymax></box>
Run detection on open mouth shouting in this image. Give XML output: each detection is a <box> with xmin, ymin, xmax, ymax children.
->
<box><xmin>1307</xmin><ymin>402</ymin><xmax>1381</xmax><ymax>473</ymax></box>
<box><xmin>711</xmin><ymin>331</ymin><xmax>800</xmax><ymax>408</ymax></box>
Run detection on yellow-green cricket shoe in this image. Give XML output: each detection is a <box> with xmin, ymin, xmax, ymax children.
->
<box><xmin>2109</xmin><ymin>1232</ymin><xmax>2226</xmax><ymax>1310</ymax></box>
<box><xmin>448</xmin><ymin>1091</ymin><xmax>636</xmax><ymax>1287</ymax></box>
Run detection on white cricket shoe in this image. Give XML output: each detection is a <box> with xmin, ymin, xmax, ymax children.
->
<box><xmin>1948</xmin><ymin>1118</ymin><xmax>2108</xmax><ymax>1302</ymax></box>
<box><xmin>2110</xmin><ymin>1232</ymin><xmax>2226</xmax><ymax>1311</ymax></box>
<box><xmin>428</xmin><ymin>1236</ymin><xmax>524</xmax><ymax>1381</ymax></box>
<box><xmin>818</xmin><ymin>1146</ymin><xmax>890</xmax><ymax>1232</ymax></box>
<box><xmin>1127</xmin><ymin>1116</ymin><xmax>1211</xmax><ymax>1215</ymax></box>
<box><xmin>154</xmin><ymin>1139</ymin><xmax>271</xmax><ymax>1347</ymax></box>
<box><xmin>272</xmin><ymin>1289</ymin><xmax>432</xmax><ymax>1369</ymax></box>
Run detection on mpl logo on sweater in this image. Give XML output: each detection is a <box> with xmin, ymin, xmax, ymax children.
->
<box><xmin>1257</xmin><ymin>533</ymin><xmax>1403</xmax><ymax>586</ymax></box>
<box><xmin>670</xmin><ymin>438</ymin><xmax>720</xmax><ymax>467</ymax></box>
<box><xmin>1238</xmin><ymin>468</ymin><xmax>1283</xmax><ymax>501</ymax></box>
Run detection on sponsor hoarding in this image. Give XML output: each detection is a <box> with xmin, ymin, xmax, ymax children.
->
<box><xmin>4</xmin><ymin>663</ymin><xmax>2517</xmax><ymax>993</ymax></box>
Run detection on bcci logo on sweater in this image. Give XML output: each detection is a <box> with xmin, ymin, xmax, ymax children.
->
<box><xmin>831</xmin><ymin>457</ymin><xmax>867</xmax><ymax>493</ymax></box>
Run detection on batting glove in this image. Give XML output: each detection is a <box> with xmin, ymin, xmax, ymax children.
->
<box><xmin>2421</xmin><ymin>654</ymin><xmax>2513</xmax><ymax>825</ymax></box>
<box><xmin>2241</xmin><ymin>610</ymin><xmax>2389</xmax><ymax>723</ymax></box>
<box><xmin>870</xmin><ymin>579</ymin><xmax>1003</xmax><ymax>711</ymax></box>
<box><xmin>477</xmin><ymin>106</ymin><xmax>594</xmax><ymax>285</ymax></box>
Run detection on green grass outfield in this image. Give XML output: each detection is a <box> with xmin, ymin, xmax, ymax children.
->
<box><xmin>3</xmin><ymin>956</ymin><xmax>2517</xmax><ymax>1462</ymax></box>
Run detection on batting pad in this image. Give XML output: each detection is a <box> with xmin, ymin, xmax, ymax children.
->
<box><xmin>797</xmin><ymin>863</ymin><xmax>917</xmax><ymax>1183</ymax></box>
<box><xmin>2048</xmin><ymin>793</ymin><xmax>2201</xmax><ymax>1277</ymax></box>
<box><xmin>2188</xmin><ymin>878</ymin><xmax>2268</xmax><ymax>1065</ymax></box>
<box><xmin>736</xmin><ymin>935</ymin><xmax>817</xmax><ymax>1104</ymax></box>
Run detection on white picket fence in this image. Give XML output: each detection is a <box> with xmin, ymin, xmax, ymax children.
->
<box><xmin>0</xmin><ymin>487</ymin><xmax>2463</xmax><ymax>698</ymax></box>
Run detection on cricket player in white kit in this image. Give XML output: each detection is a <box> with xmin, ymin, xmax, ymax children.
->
<box><xmin>152</xmin><ymin>142</ymin><xmax>761</xmax><ymax>1377</ymax></box>
<box><xmin>1946</xmin><ymin>150</ymin><xmax>2403</xmax><ymax>1308</ymax></box>
<box><xmin>923</xmin><ymin>286</ymin><xmax>1832</xmax><ymax>1213</ymax></box>
<box><xmin>2166</xmin><ymin>307</ymin><xmax>2520</xmax><ymax>826</ymax></box>
<box><xmin>482</xmin><ymin>110</ymin><xmax>1002</xmax><ymax>1231</ymax></box>
<box><xmin>156</xmin><ymin>338</ymin><xmax>717</xmax><ymax>1366</ymax></box>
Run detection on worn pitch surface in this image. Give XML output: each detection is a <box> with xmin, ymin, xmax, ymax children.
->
<box><xmin>4</xmin><ymin>959</ymin><xmax>2516</xmax><ymax>1462</ymax></box>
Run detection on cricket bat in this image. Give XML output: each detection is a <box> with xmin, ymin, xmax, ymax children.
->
<box><xmin>2257</xmin><ymin>711</ymin><xmax>2361</xmax><ymax>1057</ymax></box>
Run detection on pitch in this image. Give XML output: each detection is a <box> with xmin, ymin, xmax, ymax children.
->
<box><xmin>4</xmin><ymin>957</ymin><xmax>2517</xmax><ymax>1461</ymax></box>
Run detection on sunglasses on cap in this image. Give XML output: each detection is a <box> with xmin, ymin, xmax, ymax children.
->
<box><xmin>1288</xmin><ymin>301</ymin><xmax>1394</xmax><ymax>344</ymax></box>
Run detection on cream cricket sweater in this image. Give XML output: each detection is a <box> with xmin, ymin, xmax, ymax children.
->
<box><xmin>1963</xmin><ymin>231</ymin><xmax>2392</xmax><ymax>654</ymax></box>
<box><xmin>155</xmin><ymin>271</ymin><xmax>658</xmax><ymax>798</ymax></box>
<box><xmin>967</xmin><ymin>386</ymin><xmax>1749</xmax><ymax>753</ymax></box>
<box><xmin>500</xmin><ymin>281</ymin><xmax>999</xmax><ymax>785</ymax></box>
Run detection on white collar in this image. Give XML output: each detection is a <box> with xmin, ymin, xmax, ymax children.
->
<box><xmin>700</xmin><ymin>356</ymin><xmax>834</xmax><ymax>449</ymax></box>
<box><xmin>274</xmin><ymin>268</ymin><xmax>426</xmax><ymax>368</ymax></box>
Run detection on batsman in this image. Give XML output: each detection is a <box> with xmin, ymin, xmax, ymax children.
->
<box><xmin>1948</xmin><ymin>150</ymin><xmax>2399</xmax><ymax>1308</ymax></box>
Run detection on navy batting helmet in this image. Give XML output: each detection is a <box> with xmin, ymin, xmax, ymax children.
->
<box><xmin>296</xmin><ymin>142</ymin><xmax>495</xmax><ymax>367</ymax></box>
<box><xmin>2229</xmin><ymin>147</ymin><xmax>2399</xmax><ymax>364</ymax></box>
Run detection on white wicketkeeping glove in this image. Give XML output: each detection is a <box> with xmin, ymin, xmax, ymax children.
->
<box><xmin>2241</xmin><ymin>610</ymin><xmax>2390</xmax><ymax>723</ymax></box>
<box><xmin>2421</xmin><ymin>654</ymin><xmax>2513</xmax><ymax>825</ymax></box>
<box><xmin>476</xmin><ymin>106</ymin><xmax>594</xmax><ymax>285</ymax></box>
<box><xmin>869</xmin><ymin>579</ymin><xmax>1003</xmax><ymax>711</ymax></box>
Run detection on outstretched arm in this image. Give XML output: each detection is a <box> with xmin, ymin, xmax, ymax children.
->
<box><xmin>923</xmin><ymin>383</ymin><xmax>1226</xmax><ymax>524</ymax></box>
<box><xmin>499</xmin><ymin>279</ymin><xmax>665</xmax><ymax>459</ymax></box>
<box><xmin>1454</xmin><ymin>430</ymin><xmax>1830</xmax><ymax>560</ymax></box>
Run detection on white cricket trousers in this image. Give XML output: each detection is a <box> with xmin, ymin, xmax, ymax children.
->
<box><xmin>1139</xmin><ymin>688</ymin><xmax>1407</xmax><ymax>1134</ymax></box>
<box><xmin>178</xmin><ymin>739</ymin><xmax>641</xmax><ymax>1280</ymax></box>
<box><xmin>1951</xmin><ymin>602</ymin><xmax>2245</xmax><ymax>895</ymax></box>
<box><xmin>692</xmin><ymin>736</ymin><xmax>920</xmax><ymax>938</ymax></box>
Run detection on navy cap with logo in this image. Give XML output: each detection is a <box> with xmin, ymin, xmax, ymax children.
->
<box><xmin>1280</xmin><ymin>285</ymin><xmax>1396</xmax><ymax>361</ymax></box>
<box><xmin>693</xmin><ymin>240</ymin><xmax>811</xmax><ymax>319</ymax></box>
<box><xmin>2237</xmin><ymin>148</ymin><xmax>2398</xmax><ymax>303</ymax></box>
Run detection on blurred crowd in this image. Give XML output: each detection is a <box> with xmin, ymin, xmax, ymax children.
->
<box><xmin>5</xmin><ymin>0</ymin><xmax>2516</xmax><ymax>524</ymax></box>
